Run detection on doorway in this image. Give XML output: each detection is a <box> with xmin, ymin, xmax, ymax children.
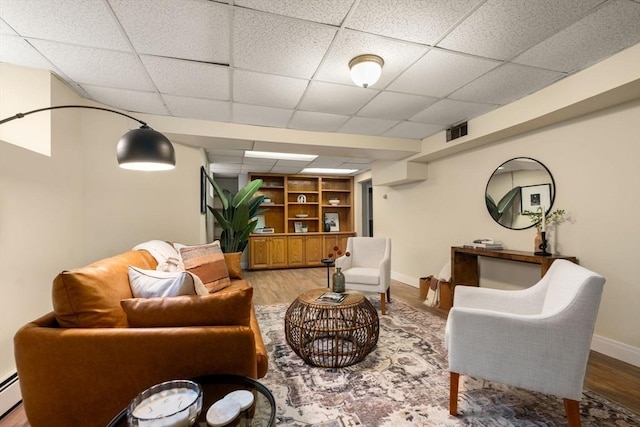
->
<box><xmin>361</xmin><ymin>179</ymin><xmax>373</xmax><ymax>236</ymax></box>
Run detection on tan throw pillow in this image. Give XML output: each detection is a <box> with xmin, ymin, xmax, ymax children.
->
<box><xmin>179</xmin><ymin>241</ymin><xmax>231</xmax><ymax>293</ymax></box>
<box><xmin>128</xmin><ymin>266</ymin><xmax>208</xmax><ymax>298</ymax></box>
<box><xmin>121</xmin><ymin>285</ymin><xmax>253</xmax><ymax>327</ymax></box>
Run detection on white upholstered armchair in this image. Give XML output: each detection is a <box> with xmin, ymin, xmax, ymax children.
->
<box><xmin>336</xmin><ymin>237</ymin><xmax>391</xmax><ymax>314</ymax></box>
<box><xmin>445</xmin><ymin>259</ymin><xmax>605</xmax><ymax>426</ymax></box>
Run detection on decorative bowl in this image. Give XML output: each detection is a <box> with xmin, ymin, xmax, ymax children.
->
<box><xmin>295</xmin><ymin>214</ymin><xmax>309</xmax><ymax>218</ymax></box>
<box><xmin>128</xmin><ymin>380</ymin><xmax>203</xmax><ymax>426</ymax></box>
<box><xmin>329</xmin><ymin>199</ymin><xmax>340</xmax><ymax>205</ymax></box>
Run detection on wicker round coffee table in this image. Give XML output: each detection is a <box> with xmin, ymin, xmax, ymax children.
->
<box><xmin>285</xmin><ymin>288</ymin><xmax>379</xmax><ymax>368</ymax></box>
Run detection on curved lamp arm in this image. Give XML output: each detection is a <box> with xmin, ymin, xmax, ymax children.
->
<box><xmin>0</xmin><ymin>105</ymin><xmax>175</xmax><ymax>171</ymax></box>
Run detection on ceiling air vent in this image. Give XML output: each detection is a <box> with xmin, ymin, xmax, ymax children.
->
<box><xmin>446</xmin><ymin>121</ymin><xmax>468</xmax><ymax>142</ymax></box>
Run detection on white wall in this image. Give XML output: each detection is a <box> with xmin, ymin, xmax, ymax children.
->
<box><xmin>0</xmin><ymin>65</ymin><xmax>207</xmax><ymax>383</ymax></box>
<box><xmin>374</xmin><ymin>99</ymin><xmax>640</xmax><ymax>364</ymax></box>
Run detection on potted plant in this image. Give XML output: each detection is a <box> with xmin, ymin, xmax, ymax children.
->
<box><xmin>522</xmin><ymin>207</ymin><xmax>566</xmax><ymax>251</ymax></box>
<box><xmin>204</xmin><ymin>173</ymin><xmax>266</xmax><ymax>254</ymax></box>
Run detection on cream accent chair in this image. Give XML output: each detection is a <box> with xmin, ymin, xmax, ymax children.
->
<box><xmin>445</xmin><ymin>259</ymin><xmax>605</xmax><ymax>427</ymax></box>
<box><xmin>336</xmin><ymin>237</ymin><xmax>391</xmax><ymax>314</ymax></box>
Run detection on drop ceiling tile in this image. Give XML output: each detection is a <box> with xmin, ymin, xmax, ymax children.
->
<box><xmin>449</xmin><ymin>63</ymin><xmax>565</xmax><ymax>105</ymax></box>
<box><xmin>383</xmin><ymin>122</ymin><xmax>444</xmax><ymax>139</ymax></box>
<box><xmin>0</xmin><ymin>0</ymin><xmax>130</xmax><ymax>50</ymax></box>
<box><xmin>207</xmin><ymin>155</ymin><xmax>243</xmax><ymax>164</ymax></box>
<box><xmin>233</xmin><ymin>70</ymin><xmax>308</xmax><ymax>108</ymax></box>
<box><xmin>410</xmin><ymin>99</ymin><xmax>498</xmax><ymax>125</ymax></box>
<box><xmin>308</xmin><ymin>157</ymin><xmax>353</xmax><ymax>167</ymax></box>
<box><xmin>0</xmin><ymin>19</ymin><xmax>18</xmax><ymax>35</ymax></box>
<box><xmin>439</xmin><ymin>0</ymin><xmax>603</xmax><ymax>60</ymax></box>
<box><xmin>270</xmin><ymin>166</ymin><xmax>305</xmax><ymax>174</ymax></box>
<box><xmin>388</xmin><ymin>49</ymin><xmax>501</xmax><ymax>97</ymax></box>
<box><xmin>347</xmin><ymin>0</ymin><xmax>480</xmax><ymax>45</ymax></box>
<box><xmin>242</xmin><ymin>164</ymin><xmax>273</xmax><ymax>173</ymax></box>
<box><xmin>163</xmin><ymin>95</ymin><xmax>231</xmax><ymax>122</ymax></box>
<box><xmin>233</xmin><ymin>8</ymin><xmax>337</xmax><ymax>79</ymax></box>
<box><xmin>232</xmin><ymin>103</ymin><xmax>294</xmax><ymax>128</ymax></box>
<box><xmin>81</xmin><ymin>85</ymin><xmax>170</xmax><ymax>116</ymax></box>
<box><xmin>29</xmin><ymin>39</ymin><xmax>154</xmax><ymax>91</ymax></box>
<box><xmin>289</xmin><ymin>111</ymin><xmax>350</xmax><ymax>132</ymax></box>
<box><xmin>0</xmin><ymin>35</ymin><xmax>57</xmax><ymax>71</ymax></box>
<box><xmin>314</xmin><ymin>29</ymin><xmax>428</xmax><ymax>88</ymax></box>
<box><xmin>342</xmin><ymin>162</ymin><xmax>371</xmax><ymax>169</ymax></box>
<box><xmin>358</xmin><ymin>92</ymin><xmax>439</xmax><ymax>120</ymax></box>
<box><xmin>338</xmin><ymin>117</ymin><xmax>399</xmax><ymax>136</ymax></box>
<box><xmin>242</xmin><ymin>157</ymin><xmax>278</xmax><ymax>166</ymax></box>
<box><xmin>275</xmin><ymin>159</ymin><xmax>311</xmax><ymax>167</ymax></box>
<box><xmin>207</xmin><ymin>148</ymin><xmax>246</xmax><ymax>158</ymax></box>
<box><xmin>235</xmin><ymin>0</ymin><xmax>352</xmax><ymax>25</ymax></box>
<box><xmin>141</xmin><ymin>55</ymin><xmax>229</xmax><ymax>100</ymax></box>
<box><xmin>513</xmin><ymin>0</ymin><xmax>640</xmax><ymax>72</ymax></box>
<box><xmin>109</xmin><ymin>0</ymin><xmax>230</xmax><ymax>63</ymax></box>
<box><xmin>299</xmin><ymin>82</ymin><xmax>378</xmax><ymax>115</ymax></box>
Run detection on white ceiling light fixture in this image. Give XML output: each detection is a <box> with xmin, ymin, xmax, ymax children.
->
<box><xmin>245</xmin><ymin>151</ymin><xmax>318</xmax><ymax>161</ymax></box>
<box><xmin>302</xmin><ymin>167</ymin><xmax>358</xmax><ymax>175</ymax></box>
<box><xmin>349</xmin><ymin>54</ymin><xmax>384</xmax><ymax>88</ymax></box>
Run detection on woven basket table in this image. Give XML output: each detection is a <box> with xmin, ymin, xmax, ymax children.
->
<box><xmin>285</xmin><ymin>289</ymin><xmax>379</xmax><ymax>368</ymax></box>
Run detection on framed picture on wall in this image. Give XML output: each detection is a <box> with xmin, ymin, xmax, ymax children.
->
<box><xmin>520</xmin><ymin>183</ymin><xmax>551</xmax><ymax>213</ymax></box>
<box><xmin>294</xmin><ymin>221</ymin><xmax>303</xmax><ymax>233</ymax></box>
<box><xmin>325</xmin><ymin>213</ymin><xmax>340</xmax><ymax>232</ymax></box>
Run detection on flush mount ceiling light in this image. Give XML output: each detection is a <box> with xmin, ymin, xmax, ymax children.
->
<box><xmin>349</xmin><ymin>54</ymin><xmax>384</xmax><ymax>88</ymax></box>
<box><xmin>0</xmin><ymin>105</ymin><xmax>175</xmax><ymax>171</ymax></box>
<box><xmin>245</xmin><ymin>151</ymin><xmax>318</xmax><ymax>161</ymax></box>
<box><xmin>301</xmin><ymin>167</ymin><xmax>358</xmax><ymax>175</ymax></box>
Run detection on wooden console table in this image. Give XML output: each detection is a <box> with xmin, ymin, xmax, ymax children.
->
<box><xmin>451</xmin><ymin>246</ymin><xmax>577</xmax><ymax>290</ymax></box>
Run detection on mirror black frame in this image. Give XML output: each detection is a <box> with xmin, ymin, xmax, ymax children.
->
<box><xmin>485</xmin><ymin>157</ymin><xmax>556</xmax><ymax>230</ymax></box>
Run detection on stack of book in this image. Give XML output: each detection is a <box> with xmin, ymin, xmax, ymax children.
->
<box><xmin>463</xmin><ymin>240</ymin><xmax>504</xmax><ymax>250</ymax></box>
<box><xmin>315</xmin><ymin>292</ymin><xmax>347</xmax><ymax>305</ymax></box>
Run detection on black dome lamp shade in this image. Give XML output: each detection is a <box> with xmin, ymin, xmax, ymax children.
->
<box><xmin>0</xmin><ymin>105</ymin><xmax>176</xmax><ymax>171</ymax></box>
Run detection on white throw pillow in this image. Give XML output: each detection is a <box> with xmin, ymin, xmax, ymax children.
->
<box><xmin>128</xmin><ymin>266</ymin><xmax>208</xmax><ymax>298</ymax></box>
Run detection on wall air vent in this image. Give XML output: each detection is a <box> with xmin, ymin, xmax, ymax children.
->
<box><xmin>446</xmin><ymin>121</ymin><xmax>468</xmax><ymax>142</ymax></box>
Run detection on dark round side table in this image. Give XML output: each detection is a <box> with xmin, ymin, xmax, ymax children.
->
<box><xmin>107</xmin><ymin>374</ymin><xmax>275</xmax><ymax>426</ymax></box>
<box><xmin>285</xmin><ymin>288</ymin><xmax>379</xmax><ymax>368</ymax></box>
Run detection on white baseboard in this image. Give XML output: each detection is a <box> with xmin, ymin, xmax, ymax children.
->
<box><xmin>0</xmin><ymin>372</ymin><xmax>21</xmax><ymax>418</ymax></box>
<box><xmin>591</xmin><ymin>334</ymin><xmax>640</xmax><ymax>367</ymax></box>
<box><xmin>392</xmin><ymin>272</ymin><xmax>420</xmax><ymax>288</ymax></box>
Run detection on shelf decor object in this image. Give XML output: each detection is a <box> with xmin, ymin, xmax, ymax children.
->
<box><xmin>0</xmin><ymin>105</ymin><xmax>175</xmax><ymax>171</ymax></box>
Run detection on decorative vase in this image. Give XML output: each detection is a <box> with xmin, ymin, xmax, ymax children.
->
<box><xmin>534</xmin><ymin>231</ymin><xmax>543</xmax><ymax>252</ymax></box>
<box><xmin>324</xmin><ymin>222</ymin><xmax>331</xmax><ymax>232</ymax></box>
<box><xmin>332</xmin><ymin>268</ymin><xmax>345</xmax><ymax>293</ymax></box>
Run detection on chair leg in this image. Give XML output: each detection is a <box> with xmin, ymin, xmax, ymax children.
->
<box><xmin>564</xmin><ymin>399</ymin><xmax>581</xmax><ymax>427</ymax></box>
<box><xmin>450</xmin><ymin>372</ymin><xmax>460</xmax><ymax>416</ymax></box>
<box><xmin>386</xmin><ymin>286</ymin><xmax>391</xmax><ymax>303</ymax></box>
<box><xmin>380</xmin><ymin>292</ymin><xmax>386</xmax><ymax>315</ymax></box>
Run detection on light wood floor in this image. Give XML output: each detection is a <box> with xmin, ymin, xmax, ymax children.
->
<box><xmin>1</xmin><ymin>268</ymin><xmax>638</xmax><ymax>425</ymax></box>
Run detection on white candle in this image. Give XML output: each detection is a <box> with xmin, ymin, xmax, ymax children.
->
<box><xmin>132</xmin><ymin>387</ymin><xmax>198</xmax><ymax>426</ymax></box>
<box><xmin>541</xmin><ymin>206</ymin><xmax>546</xmax><ymax>232</ymax></box>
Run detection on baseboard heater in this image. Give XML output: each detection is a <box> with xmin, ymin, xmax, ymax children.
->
<box><xmin>0</xmin><ymin>372</ymin><xmax>21</xmax><ymax>419</ymax></box>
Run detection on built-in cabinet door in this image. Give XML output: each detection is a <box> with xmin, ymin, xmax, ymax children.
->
<box><xmin>323</xmin><ymin>234</ymin><xmax>352</xmax><ymax>259</ymax></box>
<box><xmin>304</xmin><ymin>235</ymin><xmax>324</xmax><ymax>266</ymax></box>
<box><xmin>287</xmin><ymin>236</ymin><xmax>305</xmax><ymax>267</ymax></box>
<box><xmin>250</xmin><ymin>236</ymin><xmax>270</xmax><ymax>269</ymax></box>
<box><xmin>269</xmin><ymin>236</ymin><xmax>288</xmax><ymax>268</ymax></box>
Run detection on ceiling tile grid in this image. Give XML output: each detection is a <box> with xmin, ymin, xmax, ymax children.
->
<box><xmin>1</xmin><ymin>0</ymin><xmax>639</xmax><ymax>176</ymax></box>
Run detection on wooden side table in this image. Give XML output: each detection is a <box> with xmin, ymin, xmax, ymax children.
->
<box><xmin>285</xmin><ymin>289</ymin><xmax>379</xmax><ymax>368</ymax></box>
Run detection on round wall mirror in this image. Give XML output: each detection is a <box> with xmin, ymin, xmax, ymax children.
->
<box><xmin>485</xmin><ymin>157</ymin><xmax>555</xmax><ymax>230</ymax></box>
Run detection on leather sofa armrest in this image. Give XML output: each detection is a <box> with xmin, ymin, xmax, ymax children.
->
<box><xmin>14</xmin><ymin>312</ymin><xmax>260</xmax><ymax>427</ymax></box>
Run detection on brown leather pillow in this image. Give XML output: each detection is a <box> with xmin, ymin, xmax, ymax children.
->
<box><xmin>121</xmin><ymin>284</ymin><xmax>253</xmax><ymax>327</ymax></box>
<box><xmin>179</xmin><ymin>241</ymin><xmax>231</xmax><ymax>293</ymax></box>
<box><xmin>52</xmin><ymin>250</ymin><xmax>156</xmax><ymax>328</ymax></box>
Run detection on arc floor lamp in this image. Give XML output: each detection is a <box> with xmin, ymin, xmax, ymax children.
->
<box><xmin>0</xmin><ymin>105</ymin><xmax>176</xmax><ymax>171</ymax></box>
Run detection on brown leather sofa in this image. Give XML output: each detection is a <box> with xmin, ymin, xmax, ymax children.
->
<box><xmin>14</xmin><ymin>249</ymin><xmax>268</xmax><ymax>427</ymax></box>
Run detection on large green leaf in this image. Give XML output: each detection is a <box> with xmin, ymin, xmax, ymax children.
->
<box><xmin>231</xmin><ymin>179</ymin><xmax>263</xmax><ymax>208</ymax></box>
<box><xmin>231</xmin><ymin>203</ymin><xmax>250</xmax><ymax>232</ymax></box>
<box><xmin>486</xmin><ymin>194</ymin><xmax>499</xmax><ymax>220</ymax></box>
<box><xmin>496</xmin><ymin>186</ymin><xmax>521</xmax><ymax>217</ymax></box>
<box><xmin>208</xmin><ymin>206</ymin><xmax>230</xmax><ymax>229</ymax></box>
<box><xmin>207</xmin><ymin>173</ymin><xmax>229</xmax><ymax>211</ymax></box>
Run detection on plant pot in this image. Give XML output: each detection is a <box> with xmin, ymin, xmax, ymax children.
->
<box><xmin>534</xmin><ymin>231</ymin><xmax>543</xmax><ymax>253</ymax></box>
<box><xmin>223</xmin><ymin>252</ymin><xmax>243</xmax><ymax>279</ymax></box>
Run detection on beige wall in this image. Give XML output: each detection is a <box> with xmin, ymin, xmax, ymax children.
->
<box><xmin>374</xmin><ymin>99</ymin><xmax>640</xmax><ymax>364</ymax></box>
<box><xmin>0</xmin><ymin>65</ymin><xmax>207</xmax><ymax>381</ymax></box>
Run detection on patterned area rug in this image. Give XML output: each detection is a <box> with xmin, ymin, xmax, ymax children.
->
<box><xmin>256</xmin><ymin>299</ymin><xmax>640</xmax><ymax>426</ymax></box>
